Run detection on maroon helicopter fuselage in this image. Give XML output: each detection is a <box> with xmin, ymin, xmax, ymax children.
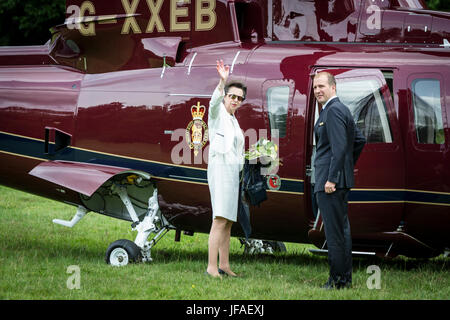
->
<box><xmin>0</xmin><ymin>0</ymin><xmax>449</xmax><ymax>258</ymax></box>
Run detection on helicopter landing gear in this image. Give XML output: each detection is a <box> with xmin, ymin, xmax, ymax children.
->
<box><xmin>106</xmin><ymin>188</ymin><xmax>171</xmax><ymax>266</ymax></box>
<box><xmin>239</xmin><ymin>238</ymin><xmax>287</xmax><ymax>254</ymax></box>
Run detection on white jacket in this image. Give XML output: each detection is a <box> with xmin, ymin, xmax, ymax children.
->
<box><xmin>208</xmin><ymin>85</ymin><xmax>242</xmax><ymax>155</ymax></box>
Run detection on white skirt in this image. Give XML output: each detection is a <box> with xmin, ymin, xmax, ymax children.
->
<box><xmin>207</xmin><ymin>152</ymin><xmax>241</xmax><ymax>222</ymax></box>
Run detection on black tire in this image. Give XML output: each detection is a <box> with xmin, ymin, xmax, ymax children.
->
<box><xmin>105</xmin><ymin>239</ymin><xmax>142</xmax><ymax>266</ymax></box>
<box><xmin>265</xmin><ymin>241</ymin><xmax>287</xmax><ymax>252</ymax></box>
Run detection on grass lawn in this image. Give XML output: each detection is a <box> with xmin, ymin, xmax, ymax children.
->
<box><xmin>0</xmin><ymin>185</ymin><xmax>448</xmax><ymax>300</ymax></box>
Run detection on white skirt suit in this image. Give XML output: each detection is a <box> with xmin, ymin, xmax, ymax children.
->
<box><xmin>207</xmin><ymin>85</ymin><xmax>244</xmax><ymax>222</ymax></box>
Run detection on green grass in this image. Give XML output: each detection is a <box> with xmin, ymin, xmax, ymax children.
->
<box><xmin>0</xmin><ymin>185</ymin><xmax>448</xmax><ymax>300</ymax></box>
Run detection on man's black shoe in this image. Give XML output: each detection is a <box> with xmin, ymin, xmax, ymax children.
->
<box><xmin>321</xmin><ymin>278</ymin><xmax>337</xmax><ymax>290</ymax></box>
<box><xmin>321</xmin><ymin>278</ymin><xmax>352</xmax><ymax>290</ymax></box>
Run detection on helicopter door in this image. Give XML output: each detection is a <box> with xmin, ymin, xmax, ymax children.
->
<box><xmin>401</xmin><ymin>72</ymin><xmax>449</xmax><ymax>243</ymax></box>
<box><xmin>306</xmin><ymin>68</ymin><xmax>405</xmax><ymax>237</ymax></box>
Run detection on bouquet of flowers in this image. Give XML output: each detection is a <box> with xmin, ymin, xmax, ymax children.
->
<box><xmin>244</xmin><ymin>138</ymin><xmax>280</xmax><ymax>175</ymax></box>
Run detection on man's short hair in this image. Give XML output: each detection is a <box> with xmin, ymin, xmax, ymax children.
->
<box><xmin>225</xmin><ymin>82</ymin><xmax>247</xmax><ymax>99</ymax></box>
<box><xmin>315</xmin><ymin>72</ymin><xmax>336</xmax><ymax>87</ymax></box>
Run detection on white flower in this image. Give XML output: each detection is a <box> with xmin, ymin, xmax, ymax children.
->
<box><xmin>244</xmin><ymin>138</ymin><xmax>280</xmax><ymax>174</ymax></box>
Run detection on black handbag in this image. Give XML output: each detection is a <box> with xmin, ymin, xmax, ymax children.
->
<box><xmin>243</xmin><ymin>161</ymin><xmax>267</xmax><ymax>206</ymax></box>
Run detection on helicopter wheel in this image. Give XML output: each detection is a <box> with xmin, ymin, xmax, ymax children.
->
<box><xmin>105</xmin><ymin>239</ymin><xmax>142</xmax><ymax>266</ymax></box>
<box><xmin>265</xmin><ymin>240</ymin><xmax>287</xmax><ymax>253</ymax></box>
<box><xmin>240</xmin><ymin>238</ymin><xmax>287</xmax><ymax>254</ymax></box>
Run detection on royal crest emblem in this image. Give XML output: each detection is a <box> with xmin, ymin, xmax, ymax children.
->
<box><xmin>186</xmin><ymin>102</ymin><xmax>209</xmax><ymax>156</ymax></box>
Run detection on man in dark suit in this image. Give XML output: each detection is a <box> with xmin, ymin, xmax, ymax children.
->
<box><xmin>313</xmin><ymin>72</ymin><xmax>366</xmax><ymax>289</ymax></box>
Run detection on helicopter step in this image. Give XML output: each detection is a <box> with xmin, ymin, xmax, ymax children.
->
<box><xmin>53</xmin><ymin>205</ymin><xmax>89</xmax><ymax>228</ymax></box>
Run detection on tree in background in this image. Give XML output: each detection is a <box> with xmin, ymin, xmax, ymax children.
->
<box><xmin>0</xmin><ymin>0</ymin><xmax>448</xmax><ymax>46</ymax></box>
<box><xmin>427</xmin><ymin>0</ymin><xmax>450</xmax><ymax>11</ymax></box>
<box><xmin>0</xmin><ymin>0</ymin><xmax>65</xmax><ymax>46</ymax></box>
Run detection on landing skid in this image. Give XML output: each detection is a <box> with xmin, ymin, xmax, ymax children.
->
<box><xmin>309</xmin><ymin>248</ymin><xmax>376</xmax><ymax>257</ymax></box>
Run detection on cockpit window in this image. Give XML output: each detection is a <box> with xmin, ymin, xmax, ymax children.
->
<box><xmin>412</xmin><ymin>79</ymin><xmax>445</xmax><ymax>144</ymax></box>
<box><xmin>337</xmin><ymin>79</ymin><xmax>393</xmax><ymax>143</ymax></box>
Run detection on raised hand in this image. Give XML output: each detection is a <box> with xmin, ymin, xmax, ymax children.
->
<box><xmin>216</xmin><ymin>59</ymin><xmax>229</xmax><ymax>82</ymax></box>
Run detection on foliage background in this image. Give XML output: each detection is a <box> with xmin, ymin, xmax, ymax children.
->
<box><xmin>0</xmin><ymin>0</ymin><xmax>65</xmax><ymax>46</ymax></box>
<box><xmin>0</xmin><ymin>0</ymin><xmax>449</xmax><ymax>46</ymax></box>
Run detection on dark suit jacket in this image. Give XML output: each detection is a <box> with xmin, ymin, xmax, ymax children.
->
<box><xmin>313</xmin><ymin>97</ymin><xmax>366</xmax><ymax>193</ymax></box>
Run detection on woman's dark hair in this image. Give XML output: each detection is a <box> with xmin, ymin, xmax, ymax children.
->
<box><xmin>225</xmin><ymin>82</ymin><xmax>247</xmax><ymax>99</ymax></box>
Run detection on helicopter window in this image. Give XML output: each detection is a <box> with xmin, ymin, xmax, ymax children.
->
<box><xmin>336</xmin><ymin>79</ymin><xmax>392</xmax><ymax>144</ymax></box>
<box><xmin>235</xmin><ymin>1</ymin><xmax>264</xmax><ymax>42</ymax></box>
<box><xmin>412</xmin><ymin>79</ymin><xmax>445</xmax><ymax>144</ymax></box>
<box><xmin>267</xmin><ymin>86</ymin><xmax>289</xmax><ymax>138</ymax></box>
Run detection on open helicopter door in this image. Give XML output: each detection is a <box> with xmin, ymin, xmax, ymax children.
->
<box><xmin>306</xmin><ymin>68</ymin><xmax>406</xmax><ymax>253</ymax></box>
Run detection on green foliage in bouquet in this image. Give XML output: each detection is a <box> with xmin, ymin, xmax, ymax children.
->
<box><xmin>244</xmin><ymin>138</ymin><xmax>280</xmax><ymax>174</ymax></box>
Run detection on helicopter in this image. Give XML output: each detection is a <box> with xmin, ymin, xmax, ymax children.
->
<box><xmin>0</xmin><ymin>0</ymin><xmax>449</xmax><ymax>265</ymax></box>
